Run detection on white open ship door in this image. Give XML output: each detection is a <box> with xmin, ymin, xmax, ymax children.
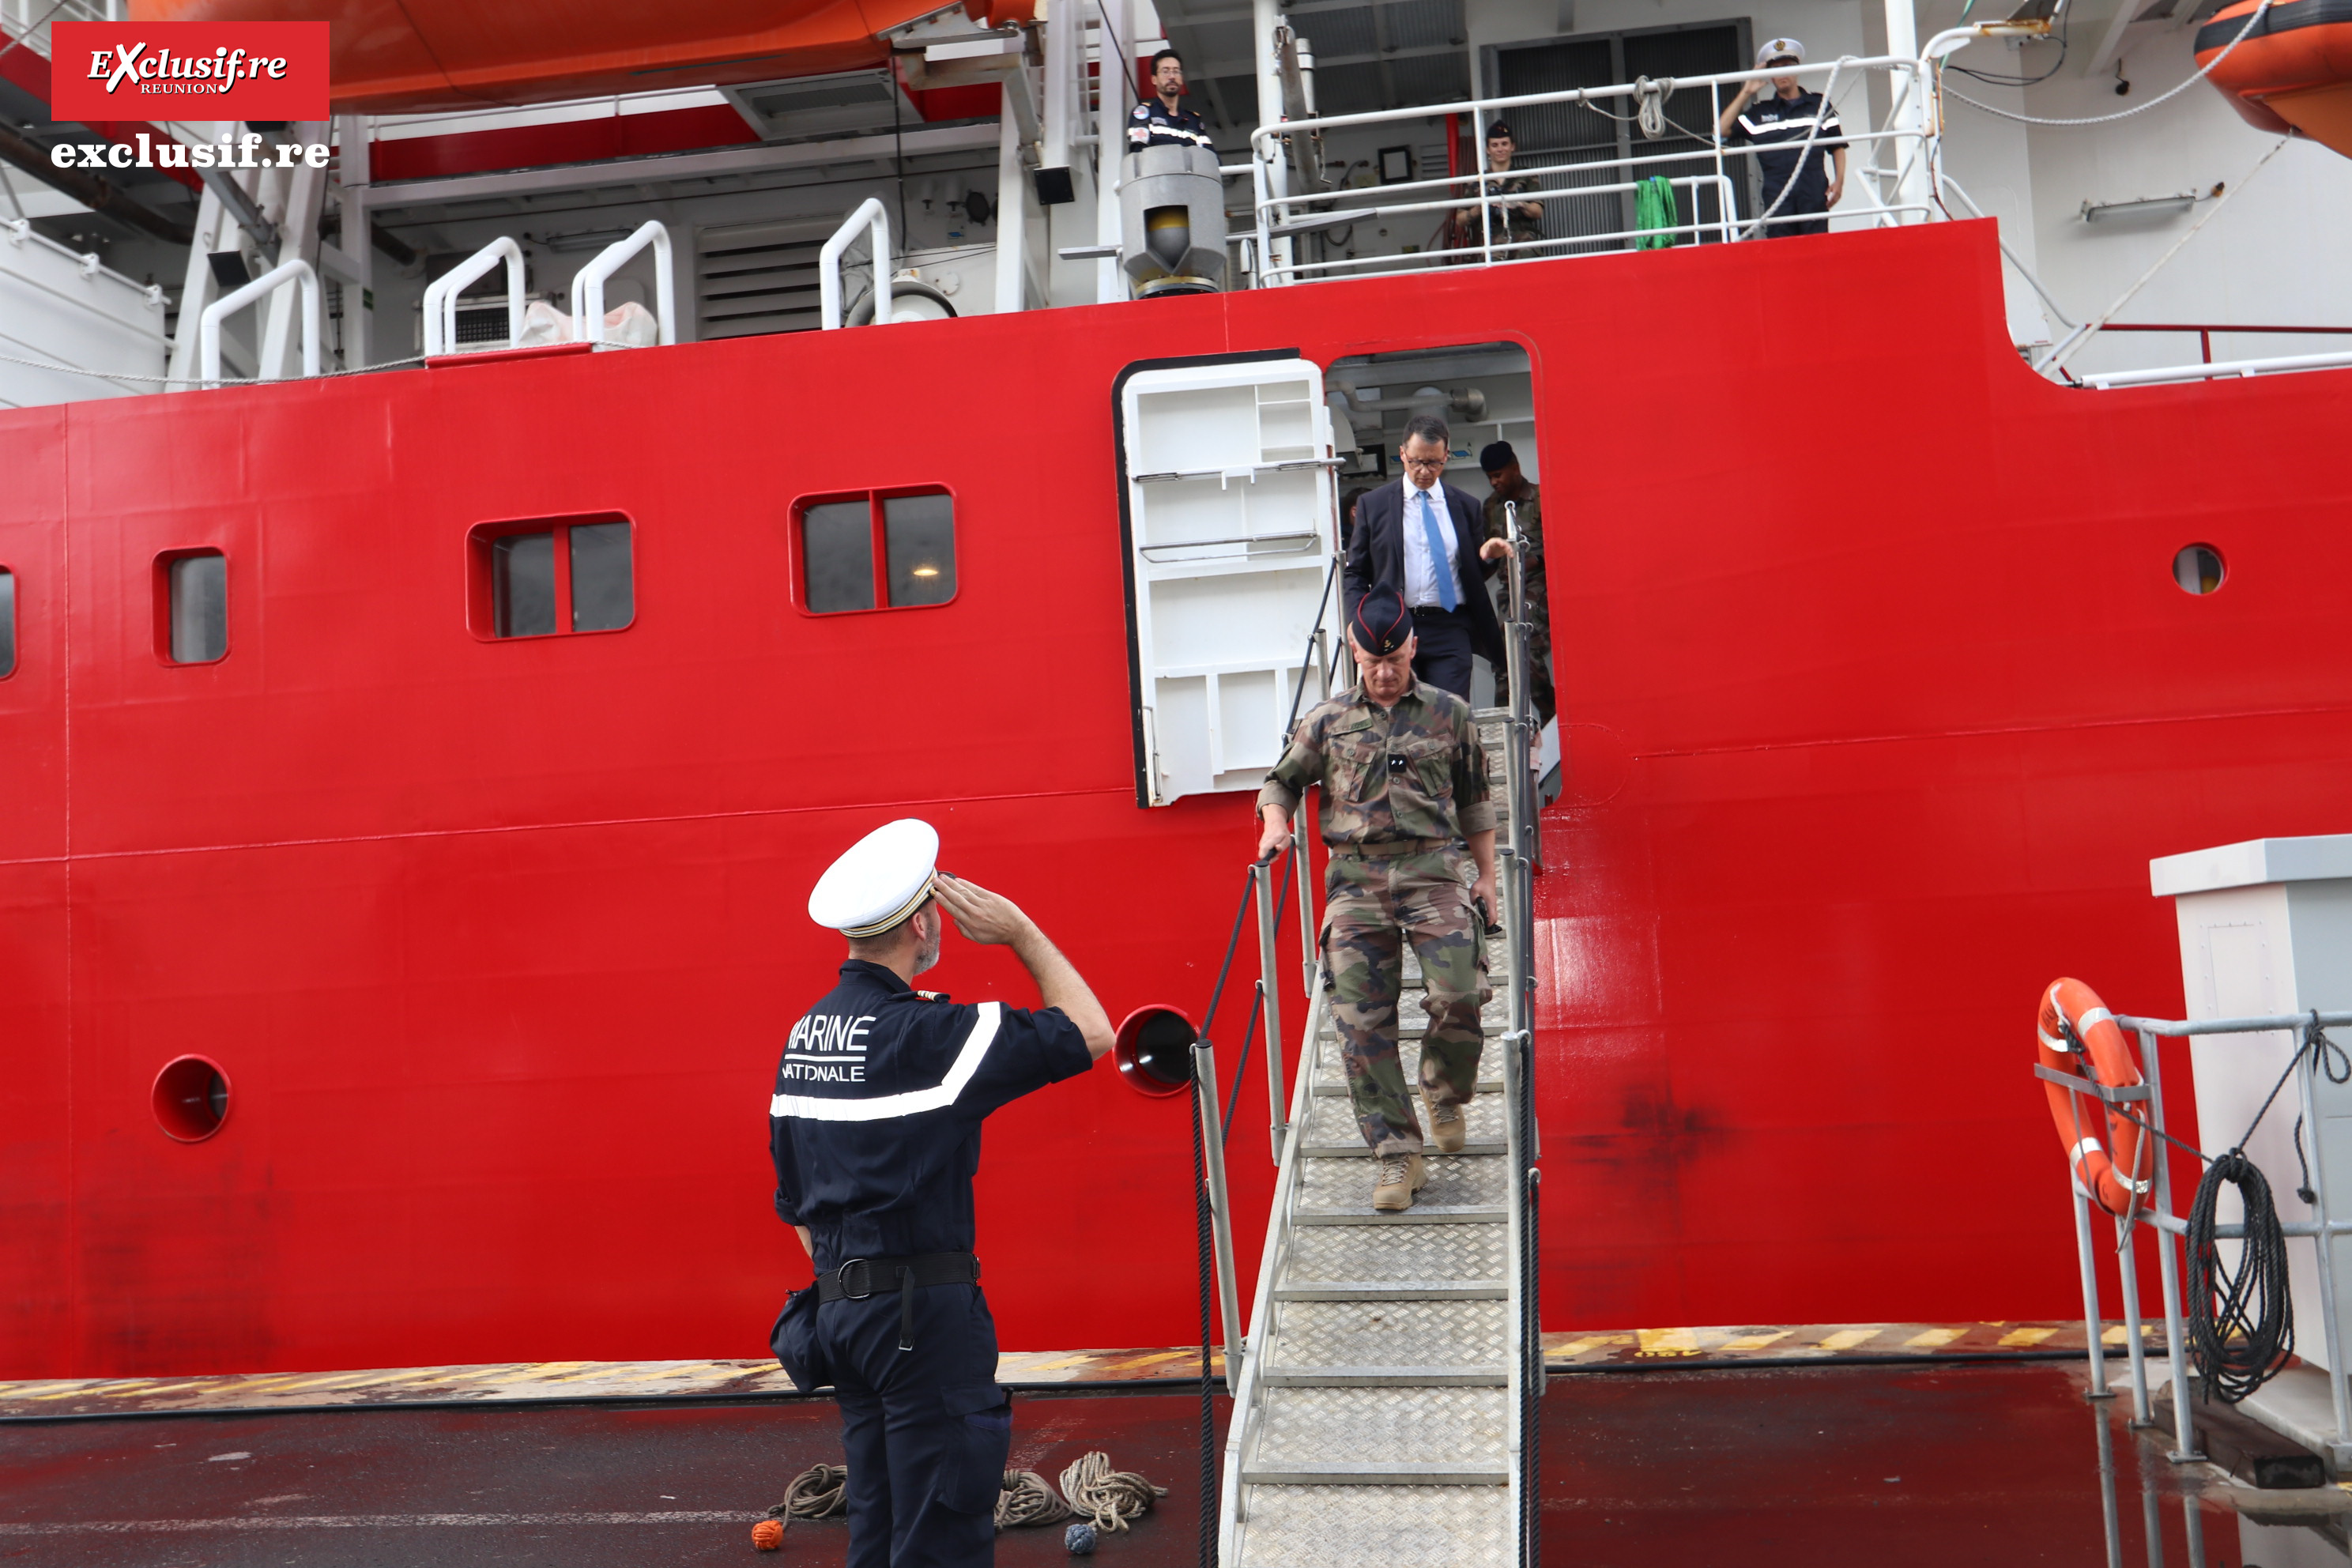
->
<box><xmin>1117</xmin><ymin>356</ymin><xmax>1341</xmax><ymax>808</ymax></box>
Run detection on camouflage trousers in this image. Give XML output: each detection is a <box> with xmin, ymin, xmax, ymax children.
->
<box><xmin>1323</xmin><ymin>849</ymin><xmax>1491</xmax><ymax>1156</ymax></box>
<box><xmin>1491</xmin><ymin>582</ymin><xmax>1555</xmax><ymax>726</ymax></box>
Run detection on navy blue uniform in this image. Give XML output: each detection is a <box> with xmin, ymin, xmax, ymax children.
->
<box><xmin>1728</xmin><ymin>89</ymin><xmax>1844</xmax><ymax>236</ymax></box>
<box><xmin>769</xmin><ymin>959</ymin><xmax>1090</xmax><ymax>1568</ymax></box>
<box><xmin>1127</xmin><ymin>98</ymin><xmax>1212</xmax><ymax>151</ymax></box>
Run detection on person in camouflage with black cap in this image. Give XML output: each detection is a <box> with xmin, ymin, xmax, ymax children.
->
<box><xmin>1253</xmin><ymin>586</ymin><xmax>1496</xmax><ymax>1212</ymax></box>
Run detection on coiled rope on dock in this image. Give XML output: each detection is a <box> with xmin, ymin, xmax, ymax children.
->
<box><xmin>996</xmin><ymin>1468</ymin><xmax>1076</xmax><ymax>1530</ymax></box>
<box><xmin>1058</xmin><ymin>1450</ymin><xmax>1168</xmax><ymax>1533</ymax></box>
<box><xmin>765</xmin><ymin>1463</ymin><xmax>850</xmax><ymax>1525</ymax></box>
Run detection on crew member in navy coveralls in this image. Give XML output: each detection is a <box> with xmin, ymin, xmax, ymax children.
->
<box><xmin>1128</xmin><ymin>48</ymin><xmax>1213</xmax><ymax>152</ymax></box>
<box><xmin>769</xmin><ymin>818</ymin><xmax>1113</xmax><ymax>1568</ymax></box>
<box><xmin>1716</xmin><ymin>37</ymin><xmax>1847</xmax><ymax>237</ymax></box>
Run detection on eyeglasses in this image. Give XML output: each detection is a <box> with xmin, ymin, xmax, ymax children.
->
<box><xmin>1401</xmin><ymin>454</ymin><xmax>1448</xmax><ymax>471</ymax></box>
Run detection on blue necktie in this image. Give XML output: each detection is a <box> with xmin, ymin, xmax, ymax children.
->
<box><xmin>1418</xmin><ymin>489</ymin><xmax>1457</xmax><ymax>612</ymax></box>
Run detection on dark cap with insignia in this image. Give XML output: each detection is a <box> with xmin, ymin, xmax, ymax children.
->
<box><xmin>1479</xmin><ymin>440</ymin><xmax>1517</xmax><ymax>473</ymax></box>
<box><xmin>1349</xmin><ymin>585</ymin><xmax>1412</xmax><ymax>654</ymax></box>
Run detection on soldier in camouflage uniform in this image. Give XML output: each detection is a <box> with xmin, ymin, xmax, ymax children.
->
<box><xmin>1255</xmin><ymin>585</ymin><xmax>1497</xmax><ymax>1212</ymax></box>
<box><xmin>1479</xmin><ymin>440</ymin><xmax>1553</xmax><ymax>726</ymax></box>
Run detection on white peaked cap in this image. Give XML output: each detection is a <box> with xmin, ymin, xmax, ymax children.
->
<box><xmin>1758</xmin><ymin>36</ymin><xmax>1805</xmax><ymax>63</ymax></box>
<box><xmin>808</xmin><ymin>819</ymin><xmax>940</xmax><ymax>937</ymax></box>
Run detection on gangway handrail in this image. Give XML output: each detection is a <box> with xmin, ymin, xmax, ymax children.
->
<box><xmin>819</xmin><ymin>198</ymin><xmax>894</xmax><ymax>331</ymax></box>
<box><xmin>198</xmin><ymin>257</ymin><xmax>320</xmax><ymax>387</ymax></box>
<box><xmin>1498</xmin><ymin>497</ymin><xmax>1542</xmax><ymax>1567</ymax></box>
<box><xmin>423</xmin><ymin>236</ymin><xmax>525</xmax><ymax>358</ymax></box>
<box><xmin>569</xmin><ymin>220</ymin><xmax>677</xmax><ymax>348</ymax></box>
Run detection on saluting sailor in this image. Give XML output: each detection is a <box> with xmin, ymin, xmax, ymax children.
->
<box><xmin>768</xmin><ymin>819</ymin><xmax>1113</xmax><ymax>1568</ymax></box>
<box><xmin>1128</xmin><ymin>49</ymin><xmax>1213</xmax><ymax>152</ymax></box>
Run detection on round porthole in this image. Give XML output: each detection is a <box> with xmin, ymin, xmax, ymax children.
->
<box><xmin>1114</xmin><ymin>1006</ymin><xmax>1197</xmax><ymax>1099</ymax></box>
<box><xmin>153</xmin><ymin>1055</ymin><xmax>230</xmax><ymax>1142</ymax></box>
<box><xmin>2173</xmin><ymin>544</ymin><xmax>2226</xmax><ymax>595</ymax></box>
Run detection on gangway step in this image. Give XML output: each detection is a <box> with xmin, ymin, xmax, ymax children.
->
<box><xmin>1242</xmin><ymin>1462</ymin><xmax>1510</xmax><ymax>1485</ymax></box>
<box><xmin>1259</xmin><ymin>1366</ymin><xmax>1510</xmax><ymax>1387</ymax></box>
<box><xmin>1310</xmin><ymin>1035</ymin><xmax>1507</xmax><ymax>1092</ymax></box>
<box><xmin>1242</xmin><ymin>1386</ymin><xmax>1509</xmax><ymax>1484</ymax></box>
<box><xmin>1299</xmin><ymin>1092</ymin><xmax>1508</xmax><ymax>1152</ymax></box>
<box><xmin>1236</xmin><ymin>1484</ymin><xmax>1510</xmax><ymax>1566</ymax></box>
<box><xmin>1310</xmin><ymin>1078</ymin><xmax>1504</xmax><ymax>1097</ymax></box>
<box><xmin>1292</xmin><ymin>1206</ymin><xmax>1505</xmax><ymax>1226</ymax></box>
<box><xmin>1294</xmin><ymin>1152</ymin><xmax>1504</xmax><ymax>1216</ymax></box>
<box><xmin>1272</xmin><ymin>1281</ymin><xmax>1508</xmax><ymax>1301</ymax></box>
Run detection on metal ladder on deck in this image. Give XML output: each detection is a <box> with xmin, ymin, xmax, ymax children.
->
<box><xmin>1214</xmin><ymin>521</ymin><xmax>1544</xmax><ymax>1568</ymax></box>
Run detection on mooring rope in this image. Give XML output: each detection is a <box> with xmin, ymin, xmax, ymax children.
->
<box><xmin>764</xmin><ymin>1462</ymin><xmax>850</xmax><ymax>1525</ymax></box>
<box><xmin>1060</xmin><ymin>1450</ymin><xmax>1169</xmax><ymax>1533</ymax></box>
<box><xmin>996</xmin><ymin>1468</ymin><xmax>1076</xmax><ymax>1531</ymax></box>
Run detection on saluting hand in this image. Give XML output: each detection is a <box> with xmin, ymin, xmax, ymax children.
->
<box><xmin>933</xmin><ymin>873</ymin><xmax>1036</xmax><ymax>948</ymax></box>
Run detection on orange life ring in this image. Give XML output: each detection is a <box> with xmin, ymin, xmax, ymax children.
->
<box><xmin>2038</xmin><ymin>978</ymin><xmax>2150</xmax><ymax>1219</ymax></box>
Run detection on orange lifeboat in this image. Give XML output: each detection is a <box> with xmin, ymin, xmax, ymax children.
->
<box><xmin>2198</xmin><ymin>0</ymin><xmax>2352</xmax><ymax>158</ymax></box>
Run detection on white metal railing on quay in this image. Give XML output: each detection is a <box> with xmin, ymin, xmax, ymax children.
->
<box><xmin>1248</xmin><ymin>55</ymin><xmax>1937</xmax><ymax>286</ymax></box>
<box><xmin>2050</xmin><ymin>1008</ymin><xmax>2352</xmax><ymax>1469</ymax></box>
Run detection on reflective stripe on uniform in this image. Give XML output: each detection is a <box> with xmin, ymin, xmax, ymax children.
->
<box><xmin>771</xmin><ymin>1001</ymin><xmax>1003</xmax><ymax>1121</ymax></box>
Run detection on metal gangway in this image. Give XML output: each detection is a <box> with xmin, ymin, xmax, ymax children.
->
<box><xmin>1192</xmin><ymin>509</ymin><xmax>1544</xmax><ymax>1566</ymax></box>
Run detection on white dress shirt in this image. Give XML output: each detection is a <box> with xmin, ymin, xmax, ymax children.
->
<box><xmin>1397</xmin><ymin>477</ymin><xmax>1459</xmax><ymax>610</ymax></box>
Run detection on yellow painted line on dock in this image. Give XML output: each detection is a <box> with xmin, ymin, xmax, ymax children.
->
<box><xmin>2100</xmin><ymin>1325</ymin><xmax>2156</xmax><ymax>1344</ymax></box>
<box><xmin>1721</xmin><ymin>1331</ymin><xmax>1793</xmax><ymax>1351</ymax></box>
<box><xmin>1636</xmin><ymin>1328</ymin><xmax>1702</xmax><ymax>1357</ymax></box>
<box><xmin>1817</xmin><ymin>1329</ymin><xmax>1879</xmax><ymax>1351</ymax></box>
<box><xmin>1904</xmin><ymin>1329</ymin><xmax>1961</xmax><ymax>1348</ymax></box>
<box><xmin>1997</xmin><ymin>1327</ymin><xmax>2060</xmax><ymax>1348</ymax></box>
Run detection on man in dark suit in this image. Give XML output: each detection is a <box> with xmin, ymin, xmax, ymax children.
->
<box><xmin>1344</xmin><ymin>413</ymin><xmax>1515</xmax><ymax>699</ymax></box>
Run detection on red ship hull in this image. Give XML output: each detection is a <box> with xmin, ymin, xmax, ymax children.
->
<box><xmin>6</xmin><ymin>220</ymin><xmax>2350</xmax><ymax>1378</ymax></box>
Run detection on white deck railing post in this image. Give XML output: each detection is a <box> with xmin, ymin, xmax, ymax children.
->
<box><xmin>198</xmin><ymin>258</ymin><xmax>321</xmax><ymax>387</ymax></box>
<box><xmin>570</xmin><ymin>221</ymin><xmax>676</xmax><ymax>348</ymax></box>
<box><xmin>422</xmin><ymin>236</ymin><xmax>526</xmax><ymax>357</ymax></box>
<box><xmin>819</xmin><ymin>198</ymin><xmax>893</xmax><ymax>330</ymax></box>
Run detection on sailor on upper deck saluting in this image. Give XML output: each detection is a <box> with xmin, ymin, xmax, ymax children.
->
<box><xmin>767</xmin><ymin>819</ymin><xmax>1113</xmax><ymax>1568</ymax></box>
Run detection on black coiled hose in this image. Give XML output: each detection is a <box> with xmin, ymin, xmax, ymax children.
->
<box><xmin>2184</xmin><ymin>1148</ymin><xmax>2295</xmax><ymax>1404</ymax></box>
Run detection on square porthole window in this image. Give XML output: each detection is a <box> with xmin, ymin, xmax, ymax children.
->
<box><xmin>155</xmin><ymin>549</ymin><xmax>227</xmax><ymax>665</ymax></box>
<box><xmin>795</xmin><ymin>490</ymin><xmax>956</xmax><ymax>614</ymax></box>
<box><xmin>0</xmin><ymin>567</ymin><xmax>14</xmax><ymax>679</ymax></box>
<box><xmin>469</xmin><ymin>514</ymin><xmax>636</xmax><ymax>639</ymax></box>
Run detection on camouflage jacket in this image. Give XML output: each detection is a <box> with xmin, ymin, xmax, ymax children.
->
<box><xmin>1483</xmin><ymin>481</ymin><xmax>1541</xmax><ymax>561</ymax></box>
<box><xmin>1258</xmin><ymin>682</ymin><xmax>1495</xmax><ymax>844</ymax></box>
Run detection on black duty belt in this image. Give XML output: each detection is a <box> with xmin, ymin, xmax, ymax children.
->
<box><xmin>1331</xmin><ymin>838</ymin><xmax>1451</xmax><ymax>858</ymax></box>
<box><xmin>816</xmin><ymin>1252</ymin><xmax>981</xmax><ymax>1351</ymax></box>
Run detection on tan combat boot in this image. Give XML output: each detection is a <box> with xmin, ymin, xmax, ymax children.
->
<box><xmin>1371</xmin><ymin>1152</ymin><xmax>1430</xmax><ymax>1212</ymax></box>
<box><xmin>1424</xmin><ymin>1091</ymin><xmax>1467</xmax><ymax>1155</ymax></box>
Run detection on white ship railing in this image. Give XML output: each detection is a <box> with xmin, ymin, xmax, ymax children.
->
<box><xmin>198</xmin><ymin>258</ymin><xmax>320</xmax><ymax>387</ymax></box>
<box><xmin>422</xmin><ymin>236</ymin><xmax>526</xmax><ymax>357</ymax></box>
<box><xmin>1247</xmin><ymin>55</ymin><xmax>1938</xmax><ymax>286</ymax></box>
<box><xmin>819</xmin><ymin>198</ymin><xmax>894</xmax><ymax>330</ymax></box>
<box><xmin>571</xmin><ymin>220</ymin><xmax>677</xmax><ymax>348</ymax></box>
